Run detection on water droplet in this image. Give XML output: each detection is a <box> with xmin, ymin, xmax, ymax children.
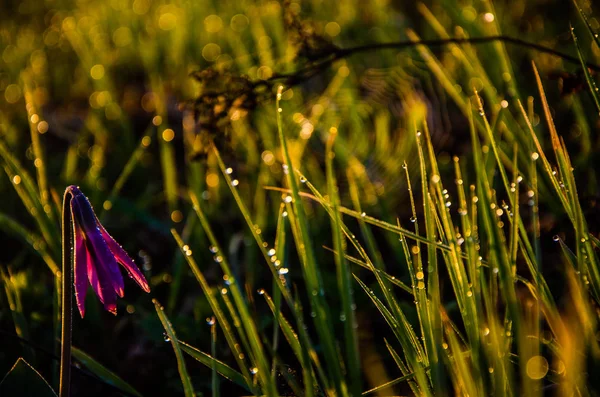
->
<box><xmin>282</xmin><ymin>211</ymin><xmax>288</xmax><ymax>217</ymax></box>
<box><xmin>553</xmin><ymin>235</ymin><xmax>560</xmax><ymax>242</ymax></box>
<box><xmin>163</xmin><ymin>333</ymin><xmax>171</xmax><ymax>342</ymax></box>
<box><xmin>250</xmin><ymin>367</ymin><xmax>258</xmax><ymax>375</ymax></box>
<box><xmin>209</xmin><ymin>246</ymin><xmax>218</xmax><ymax>253</ymax></box>
<box><xmin>206</xmin><ymin>317</ymin><xmax>216</xmax><ymax>325</ymax></box>
<box><xmin>257</xmin><ymin>289</ymin><xmax>265</xmax><ymax>295</ymax></box>
<box><xmin>268</xmin><ymin>248</ymin><xmax>276</xmax><ymax>256</ymax></box>
<box><xmin>410</xmin><ymin>216</ymin><xmax>417</xmax><ymax>223</ymax></box>
<box><xmin>278</xmin><ymin>268</ymin><xmax>289</xmax><ymax>275</ymax></box>
<box><xmin>300</xmin><ymin>176</ymin><xmax>306</xmax><ymax>183</ymax></box>
<box><xmin>231</xmin><ymin>179</ymin><xmax>239</xmax><ymax>187</ymax></box>
<box><xmin>284</xmin><ymin>195</ymin><xmax>293</xmax><ymax>203</ymax></box>
<box><xmin>339</xmin><ymin>314</ymin><xmax>346</xmax><ymax>321</ymax></box>
<box><xmin>214</xmin><ymin>255</ymin><xmax>223</xmax><ymax>263</ymax></box>
<box><xmin>360</xmin><ymin>212</ymin><xmax>366</xmax><ymax>217</ymax></box>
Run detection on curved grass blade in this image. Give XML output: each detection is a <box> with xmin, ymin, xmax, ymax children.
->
<box><xmin>274</xmin><ymin>86</ymin><xmax>346</xmax><ymax>396</ymax></box>
<box><xmin>70</xmin><ymin>346</ymin><xmax>142</xmax><ymax>397</ymax></box>
<box><xmin>572</xmin><ymin>0</ymin><xmax>600</xmax><ymax>49</ymax></box>
<box><xmin>171</xmin><ymin>229</ymin><xmax>255</xmax><ymax>391</ymax></box>
<box><xmin>571</xmin><ymin>27</ymin><xmax>600</xmax><ymax>114</ymax></box>
<box><xmin>362</xmin><ymin>373</ymin><xmax>417</xmax><ymax>396</ymax></box>
<box><xmin>100</xmin><ymin>128</ymin><xmax>154</xmax><ymax>220</ymax></box>
<box><xmin>325</xmin><ymin>131</ymin><xmax>361</xmax><ymax>396</ymax></box>
<box><xmin>0</xmin><ymin>213</ymin><xmax>59</xmax><ymax>275</ymax></box>
<box><xmin>153</xmin><ymin>299</ymin><xmax>196</xmax><ymax>397</ymax></box>
<box><xmin>261</xmin><ymin>290</ymin><xmax>326</xmax><ymax>395</ymax></box>
<box><xmin>179</xmin><ymin>341</ymin><xmax>250</xmax><ymax>392</ymax></box>
<box><xmin>210</xmin><ymin>318</ymin><xmax>219</xmax><ymax>397</ymax></box>
<box><xmin>185</xmin><ymin>200</ymin><xmax>276</xmax><ymax>396</ymax></box>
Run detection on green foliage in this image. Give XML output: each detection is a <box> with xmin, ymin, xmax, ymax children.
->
<box><xmin>2</xmin><ymin>0</ymin><xmax>600</xmax><ymax>396</ymax></box>
<box><xmin>0</xmin><ymin>358</ymin><xmax>56</xmax><ymax>397</ymax></box>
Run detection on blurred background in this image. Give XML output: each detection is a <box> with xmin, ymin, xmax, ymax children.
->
<box><xmin>0</xmin><ymin>0</ymin><xmax>599</xmax><ymax>395</ymax></box>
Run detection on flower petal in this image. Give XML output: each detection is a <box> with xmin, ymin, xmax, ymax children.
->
<box><xmin>72</xmin><ymin>195</ymin><xmax>124</xmax><ymax>298</ymax></box>
<box><xmin>71</xmin><ymin>203</ymin><xmax>89</xmax><ymax>318</ymax></box>
<box><xmin>86</xmin><ymin>238</ymin><xmax>118</xmax><ymax>314</ymax></box>
<box><xmin>99</xmin><ymin>223</ymin><xmax>150</xmax><ymax>293</ymax></box>
<box><xmin>86</xmin><ymin>245</ymin><xmax>102</xmax><ymax>303</ymax></box>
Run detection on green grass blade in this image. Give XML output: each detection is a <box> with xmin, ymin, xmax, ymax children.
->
<box><xmin>70</xmin><ymin>346</ymin><xmax>142</xmax><ymax>397</ymax></box>
<box><xmin>572</xmin><ymin>0</ymin><xmax>600</xmax><ymax>49</ymax></box>
<box><xmin>570</xmin><ymin>27</ymin><xmax>600</xmax><ymax>115</ymax></box>
<box><xmin>100</xmin><ymin>129</ymin><xmax>153</xmax><ymax>220</ymax></box>
<box><xmin>179</xmin><ymin>341</ymin><xmax>250</xmax><ymax>393</ymax></box>
<box><xmin>385</xmin><ymin>339</ymin><xmax>423</xmax><ymax>396</ymax></box>
<box><xmin>275</xmin><ymin>86</ymin><xmax>347</xmax><ymax>396</ymax></box>
<box><xmin>261</xmin><ymin>291</ymin><xmax>324</xmax><ymax>395</ymax></box>
<box><xmin>0</xmin><ymin>138</ymin><xmax>58</xmax><ymax>254</ymax></box>
<box><xmin>171</xmin><ymin>229</ymin><xmax>255</xmax><ymax>391</ymax></box>
<box><xmin>361</xmin><ymin>373</ymin><xmax>417</xmax><ymax>396</ymax></box>
<box><xmin>325</xmin><ymin>131</ymin><xmax>361</xmax><ymax>396</ymax></box>
<box><xmin>0</xmin><ymin>213</ymin><xmax>59</xmax><ymax>275</ymax></box>
<box><xmin>22</xmin><ymin>75</ymin><xmax>54</xmax><ymax>224</ymax></box>
<box><xmin>182</xmin><ymin>202</ymin><xmax>276</xmax><ymax>395</ymax></box>
<box><xmin>210</xmin><ymin>317</ymin><xmax>219</xmax><ymax>397</ymax></box>
<box><xmin>1</xmin><ymin>267</ymin><xmax>35</xmax><ymax>364</ymax></box>
<box><xmin>153</xmin><ymin>299</ymin><xmax>196</xmax><ymax>397</ymax></box>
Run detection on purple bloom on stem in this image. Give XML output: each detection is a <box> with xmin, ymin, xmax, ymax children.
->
<box><xmin>67</xmin><ymin>185</ymin><xmax>150</xmax><ymax>317</ymax></box>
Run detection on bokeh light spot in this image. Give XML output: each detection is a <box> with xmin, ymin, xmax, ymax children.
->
<box><xmin>202</xmin><ymin>43</ymin><xmax>221</xmax><ymax>62</ymax></box>
<box><xmin>526</xmin><ymin>356</ymin><xmax>549</xmax><ymax>380</ymax></box>
<box><xmin>5</xmin><ymin>84</ymin><xmax>22</xmax><ymax>103</ymax></box>
<box><xmin>162</xmin><ymin>128</ymin><xmax>175</xmax><ymax>142</ymax></box>
<box><xmin>90</xmin><ymin>64</ymin><xmax>105</xmax><ymax>80</ymax></box>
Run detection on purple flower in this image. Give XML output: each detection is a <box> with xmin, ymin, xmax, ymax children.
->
<box><xmin>66</xmin><ymin>185</ymin><xmax>150</xmax><ymax>317</ymax></box>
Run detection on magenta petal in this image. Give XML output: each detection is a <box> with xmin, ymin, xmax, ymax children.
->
<box><xmin>72</xmin><ymin>195</ymin><xmax>124</xmax><ymax>297</ymax></box>
<box><xmin>87</xmin><ymin>231</ymin><xmax>125</xmax><ymax>297</ymax></box>
<box><xmin>87</xmin><ymin>238</ymin><xmax>118</xmax><ymax>314</ymax></box>
<box><xmin>86</xmin><ymin>247</ymin><xmax>103</xmax><ymax>303</ymax></box>
<box><xmin>99</xmin><ymin>224</ymin><xmax>150</xmax><ymax>293</ymax></box>
<box><xmin>72</xmin><ymin>209</ymin><xmax>89</xmax><ymax>318</ymax></box>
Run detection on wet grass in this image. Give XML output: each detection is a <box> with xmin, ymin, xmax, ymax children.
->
<box><xmin>2</xmin><ymin>0</ymin><xmax>600</xmax><ymax>396</ymax></box>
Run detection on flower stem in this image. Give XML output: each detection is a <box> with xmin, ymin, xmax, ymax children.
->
<box><xmin>59</xmin><ymin>189</ymin><xmax>73</xmax><ymax>397</ymax></box>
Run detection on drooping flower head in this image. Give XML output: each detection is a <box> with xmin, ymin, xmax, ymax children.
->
<box><xmin>66</xmin><ymin>185</ymin><xmax>150</xmax><ymax>317</ymax></box>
